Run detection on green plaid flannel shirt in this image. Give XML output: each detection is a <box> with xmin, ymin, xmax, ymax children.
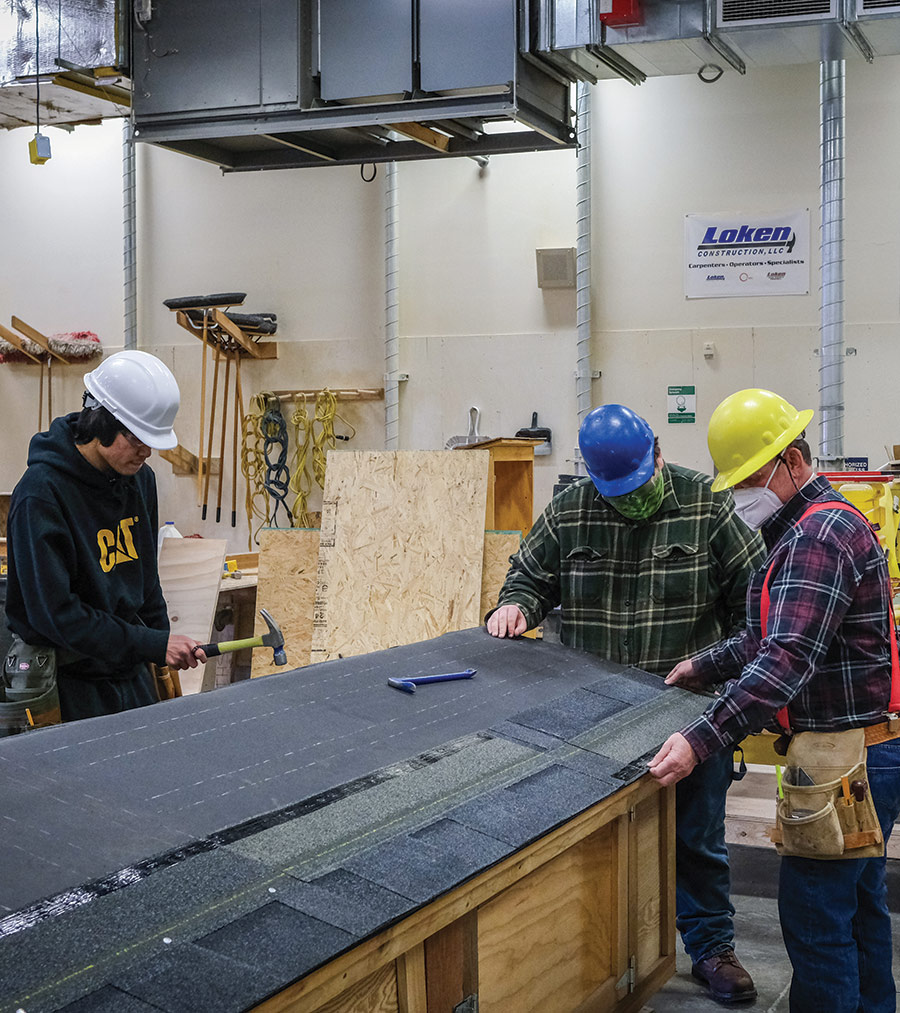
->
<box><xmin>496</xmin><ymin>465</ymin><xmax>767</xmax><ymax>677</ymax></box>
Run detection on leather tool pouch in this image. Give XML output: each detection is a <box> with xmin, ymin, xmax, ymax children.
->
<box><xmin>771</xmin><ymin>728</ymin><xmax>883</xmax><ymax>860</ymax></box>
<box><xmin>0</xmin><ymin>635</ymin><xmax>62</xmax><ymax>736</ymax></box>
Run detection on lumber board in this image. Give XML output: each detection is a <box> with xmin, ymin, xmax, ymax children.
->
<box><xmin>10</xmin><ymin>315</ymin><xmax>69</xmax><ymax>363</ymax></box>
<box><xmin>310</xmin><ymin>450</ymin><xmax>489</xmax><ymax>663</ymax></box>
<box><xmin>158</xmin><ymin>537</ymin><xmax>227</xmax><ymax>694</ymax></box>
<box><xmin>251</xmin><ymin>528</ymin><xmax>319</xmax><ymax>677</ymax></box>
<box><xmin>0</xmin><ymin>322</ymin><xmax>43</xmax><ymax>363</ymax></box>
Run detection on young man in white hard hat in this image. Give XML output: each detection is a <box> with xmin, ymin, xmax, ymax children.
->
<box><xmin>4</xmin><ymin>350</ymin><xmax>206</xmax><ymax>724</ymax></box>
<box><xmin>487</xmin><ymin>402</ymin><xmax>767</xmax><ymax>1005</ymax></box>
<box><xmin>650</xmin><ymin>388</ymin><xmax>900</xmax><ymax>1013</ymax></box>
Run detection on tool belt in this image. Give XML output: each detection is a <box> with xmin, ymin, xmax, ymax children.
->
<box><xmin>0</xmin><ymin>635</ymin><xmax>63</xmax><ymax>737</ymax></box>
<box><xmin>770</xmin><ymin>727</ymin><xmax>884</xmax><ymax>860</ymax></box>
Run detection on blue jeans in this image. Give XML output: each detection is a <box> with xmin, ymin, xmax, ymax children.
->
<box><xmin>675</xmin><ymin>745</ymin><xmax>736</xmax><ymax>963</ymax></box>
<box><xmin>778</xmin><ymin>738</ymin><xmax>900</xmax><ymax>1013</ymax></box>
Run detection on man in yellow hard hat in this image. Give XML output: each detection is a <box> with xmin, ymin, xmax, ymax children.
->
<box><xmin>650</xmin><ymin>388</ymin><xmax>900</xmax><ymax>1013</ymax></box>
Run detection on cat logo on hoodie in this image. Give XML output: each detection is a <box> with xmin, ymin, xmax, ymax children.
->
<box><xmin>97</xmin><ymin>516</ymin><xmax>139</xmax><ymax>573</ymax></box>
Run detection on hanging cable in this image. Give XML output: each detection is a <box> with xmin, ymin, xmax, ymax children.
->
<box><xmin>261</xmin><ymin>396</ymin><xmax>293</xmax><ymax>527</ymax></box>
<box><xmin>240</xmin><ymin>393</ymin><xmax>271</xmax><ymax>547</ymax></box>
<box><xmin>34</xmin><ymin>0</ymin><xmax>40</xmax><ymax>133</ymax></box>
<box><xmin>287</xmin><ymin>389</ymin><xmax>355</xmax><ymax>527</ymax></box>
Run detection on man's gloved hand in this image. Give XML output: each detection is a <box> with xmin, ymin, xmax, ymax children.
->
<box><xmin>486</xmin><ymin>604</ymin><xmax>528</xmax><ymax>638</ymax></box>
<box><xmin>166</xmin><ymin>634</ymin><xmax>206</xmax><ymax>669</ymax></box>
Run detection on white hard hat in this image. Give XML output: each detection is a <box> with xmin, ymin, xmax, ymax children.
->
<box><xmin>84</xmin><ymin>350</ymin><xmax>180</xmax><ymax>450</ymax></box>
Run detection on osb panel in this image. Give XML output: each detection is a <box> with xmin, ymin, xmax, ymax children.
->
<box><xmin>251</xmin><ymin>528</ymin><xmax>319</xmax><ymax>677</ymax></box>
<box><xmin>158</xmin><ymin>537</ymin><xmax>227</xmax><ymax>695</ymax></box>
<box><xmin>311</xmin><ymin>451</ymin><xmax>489</xmax><ymax>662</ymax></box>
<box><xmin>476</xmin><ymin>825</ymin><xmax>617</xmax><ymax>1013</ymax></box>
<box><xmin>480</xmin><ymin>531</ymin><xmax>520</xmax><ymax>622</ymax></box>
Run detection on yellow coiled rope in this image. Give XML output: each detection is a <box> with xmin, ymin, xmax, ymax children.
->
<box><xmin>289</xmin><ymin>395</ymin><xmax>315</xmax><ymax>528</ymax></box>
<box><xmin>289</xmin><ymin>389</ymin><xmax>355</xmax><ymax>526</ymax></box>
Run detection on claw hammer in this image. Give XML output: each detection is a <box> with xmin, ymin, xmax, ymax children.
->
<box><xmin>195</xmin><ymin>608</ymin><xmax>287</xmax><ymax>666</ymax></box>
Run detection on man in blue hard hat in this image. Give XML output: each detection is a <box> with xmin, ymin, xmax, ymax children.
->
<box><xmin>487</xmin><ymin>402</ymin><xmax>766</xmax><ymax>1005</ymax></box>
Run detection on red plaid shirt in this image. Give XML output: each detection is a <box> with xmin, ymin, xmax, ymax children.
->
<box><xmin>683</xmin><ymin>475</ymin><xmax>894</xmax><ymax>762</ymax></box>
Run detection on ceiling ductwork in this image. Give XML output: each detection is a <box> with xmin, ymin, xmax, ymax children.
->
<box><xmin>717</xmin><ymin>0</ymin><xmax>839</xmax><ymax>27</ymax></box>
<box><xmin>131</xmin><ymin>0</ymin><xmax>578</xmax><ymax>172</ymax></box>
<box><xmin>0</xmin><ymin>0</ymin><xmax>129</xmax><ymax>130</ymax></box>
<box><xmin>5</xmin><ymin>1</ymin><xmax>900</xmax><ymax>169</ymax></box>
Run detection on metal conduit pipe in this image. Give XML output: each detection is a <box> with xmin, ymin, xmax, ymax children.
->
<box><xmin>384</xmin><ymin>161</ymin><xmax>400</xmax><ymax>450</ymax></box>
<box><xmin>575</xmin><ymin>81</ymin><xmax>593</xmax><ymax>469</ymax></box>
<box><xmin>818</xmin><ymin>60</ymin><xmax>845</xmax><ymax>469</ymax></box>
<box><xmin>123</xmin><ymin>117</ymin><xmax>137</xmax><ymax>350</ymax></box>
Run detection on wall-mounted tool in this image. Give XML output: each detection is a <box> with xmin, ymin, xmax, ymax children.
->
<box><xmin>516</xmin><ymin>411</ymin><xmax>552</xmax><ymax>456</ymax></box>
<box><xmin>446</xmin><ymin>407</ymin><xmax>490</xmax><ymax>449</ymax></box>
<box><xmin>195</xmin><ymin>608</ymin><xmax>286</xmax><ymax>666</ymax></box>
<box><xmin>388</xmin><ymin>668</ymin><xmax>476</xmax><ymax>693</ymax></box>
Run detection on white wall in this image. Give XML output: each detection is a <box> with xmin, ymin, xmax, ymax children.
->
<box><xmin>591</xmin><ymin>58</ymin><xmax>900</xmax><ymax>475</ymax></box>
<box><xmin>2</xmin><ymin>54</ymin><xmax>900</xmax><ymax>551</ymax></box>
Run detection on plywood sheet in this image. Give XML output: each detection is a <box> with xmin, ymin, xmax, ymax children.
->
<box><xmin>480</xmin><ymin>530</ymin><xmax>520</xmax><ymax>622</ymax></box>
<box><xmin>251</xmin><ymin>528</ymin><xmax>319</xmax><ymax>677</ymax></box>
<box><xmin>311</xmin><ymin>450</ymin><xmax>490</xmax><ymax>662</ymax></box>
<box><xmin>158</xmin><ymin>537</ymin><xmax>227</xmax><ymax>694</ymax></box>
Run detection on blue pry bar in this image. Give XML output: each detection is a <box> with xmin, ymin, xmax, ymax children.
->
<box><xmin>387</xmin><ymin>668</ymin><xmax>476</xmax><ymax>693</ymax></box>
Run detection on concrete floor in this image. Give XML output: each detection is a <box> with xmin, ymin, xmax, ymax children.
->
<box><xmin>644</xmin><ymin>843</ymin><xmax>900</xmax><ymax>1012</ymax></box>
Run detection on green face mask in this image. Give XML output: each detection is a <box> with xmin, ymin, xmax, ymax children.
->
<box><xmin>605</xmin><ymin>470</ymin><xmax>666</xmax><ymax>520</ymax></box>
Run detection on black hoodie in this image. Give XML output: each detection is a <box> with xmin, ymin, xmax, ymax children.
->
<box><xmin>6</xmin><ymin>413</ymin><xmax>169</xmax><ymax>679</ymax></box>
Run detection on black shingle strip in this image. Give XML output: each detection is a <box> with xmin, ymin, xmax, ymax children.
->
<box><xmin>504</xmin><ymin>763</ymin><xmax>613</xmax><ymax>821</ymax></box>
<box><xmin>582</xmin><ymin>669</ymin><xmax>662</xmax><ymax>705</ymax></box>
<box><xmin>111</xmin><ymin>942</ymin><xmax>283</xmax><ymax>1013</ymax></box>
<box><xmin>342</xmin><ymin>832</ymin><xmax>505</xmax><ymax>904</ymax></box>
<box><xmin>552</xmin><ymin>747</ymin><xmax>623</xmax><ymax>786</ymax></box>
<box><xmin>55</xmin><ymin>985</ymin><xmax>164</xmax><ymax>1012</ymax></box>
<box><xmin>276</xmin><ymin>875</ymin><xmax>414</xmax><ymax>937</ymax></box>
<box><xmin>443</xmin><ymin>786</ymin><xmax>572</xmax><ymax>848</ymax></box>
<box><xmin>409</xmin><ymin>818</ymin><xmax>514</xmax><ymax>865</ymax></box>
<box><xmin>302</xmin><ymin>868</ymin><xmax>413</xmax><ymax>924</ymax></box>
<box><xmin>509</xmin><ymin>688</ymin><xmax>630</xmax><ymax>740</ymax></box>
<box><xmin>487</xmin><ymin>719</ymin><xmax>563</xmax><ymax>752</ymax></box>
<box><xmin>572</xmin><ymin>691</ymin><xmax>710</xmax><ymax>762</ymax></box>
<box><xmin>194</xmin><ymin>902</ymin><xmax>356</xmax><ymax>980</ymax></box>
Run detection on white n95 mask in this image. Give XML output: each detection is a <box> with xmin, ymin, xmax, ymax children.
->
<box><xmin>732</xmin><ymin>458</ymin><xmax>783</xmax><ymax>529</ymax></box>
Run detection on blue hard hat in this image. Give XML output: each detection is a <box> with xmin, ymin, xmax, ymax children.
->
<box><xmin>579</xmin><ymin>404</ymin><xmax>656</xmax><ymax>496</ymax></box>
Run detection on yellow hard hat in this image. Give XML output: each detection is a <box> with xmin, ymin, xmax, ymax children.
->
<box><xmin>708</xmin><ymin>389</ymin><xmax>813</xmax><ymax>492</ymax></box>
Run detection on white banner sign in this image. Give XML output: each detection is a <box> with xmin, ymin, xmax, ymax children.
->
<box><xmin>684</xmin><ymin>210</ymin><xmax>809</xmax><ymax>298</ymax></box>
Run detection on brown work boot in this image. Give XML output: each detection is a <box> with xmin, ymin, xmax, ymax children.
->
<box><xmin>691</xmin><ymin>949</ymin><xmax>757</xmax><ymax>1004</ymax></box>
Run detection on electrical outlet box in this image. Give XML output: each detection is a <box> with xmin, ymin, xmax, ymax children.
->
<box><xmin>28</xmin><ymin>133</ymin><xmax>51</xmax><ymax>165</ymax></box>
